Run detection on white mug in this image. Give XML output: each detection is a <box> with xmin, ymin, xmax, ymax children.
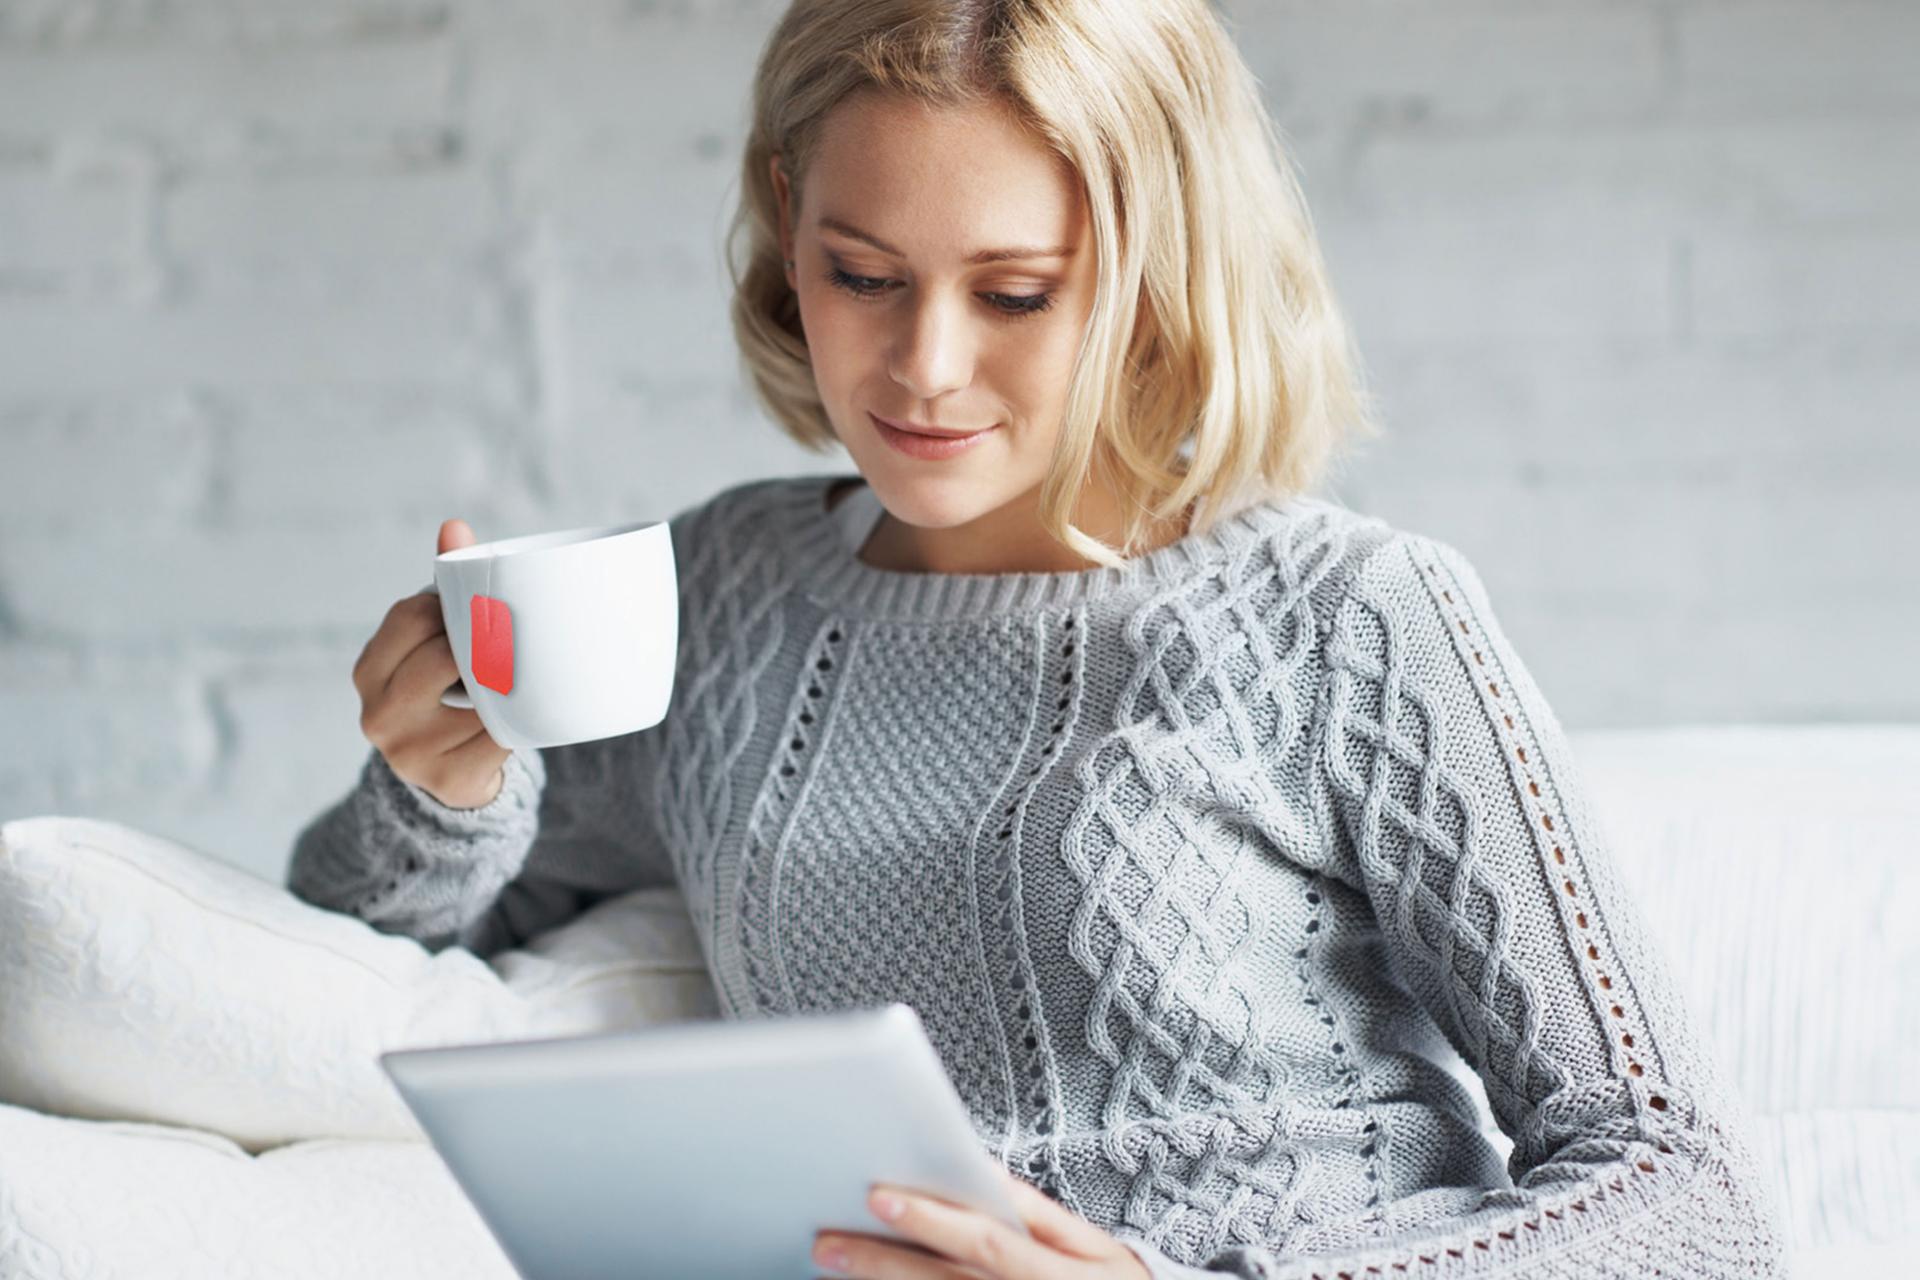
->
<box><xmin>424</xmin><ymin>518</ymin><xmax>678</xmax><ymax>750</ymax></box>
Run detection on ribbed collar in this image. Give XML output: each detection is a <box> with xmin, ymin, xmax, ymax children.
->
<box><xmin>774</xmin><ymin>472</ymin><xmax>1316</xmax><ymax>622</ymax></box>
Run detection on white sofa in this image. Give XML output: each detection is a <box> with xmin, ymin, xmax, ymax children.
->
<box><xmin>0</xmin><ymin>725</ymin><xmax>1912</xmax><ymax>1278</ymax></box>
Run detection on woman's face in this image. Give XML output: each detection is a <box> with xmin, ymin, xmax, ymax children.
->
<box><xmin>772</xmin><ymin>91</ymin><xmax>1097</xmax><ymax>536</ymax></box>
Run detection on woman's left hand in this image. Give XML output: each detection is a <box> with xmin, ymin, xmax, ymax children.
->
<box><xmin>812</xmin><ymin>1166</ymin><xmax>1153</xmax><ymax>1279</ymax></box>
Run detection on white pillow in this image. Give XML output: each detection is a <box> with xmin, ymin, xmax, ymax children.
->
<box><xmin>0</xmin><ymin>1102</ymin><xmax>520</xmax><ymax>1279</ymax></box>
<box><xmin>0</xmin><ymin>815</ymin><xmax>720</xmax><ymax>1154</ymax></box>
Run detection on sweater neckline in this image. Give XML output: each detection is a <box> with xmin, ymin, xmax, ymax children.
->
<box><xmin>780</xmin><ymin>472</ymin><xmax>1310</xmax><ymax>622</ymax></box>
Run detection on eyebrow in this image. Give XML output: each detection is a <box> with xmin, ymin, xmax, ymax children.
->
<box><xmin>817</xmin><ymin>215</ymin><xmax>1076</xmax><ymax>265</ymax></box>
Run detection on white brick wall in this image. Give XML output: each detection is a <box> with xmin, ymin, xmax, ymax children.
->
<box><xmin>2</xmin><ymin>0</ymin><xmax>1913</xmax><ymax>881</ymax></box>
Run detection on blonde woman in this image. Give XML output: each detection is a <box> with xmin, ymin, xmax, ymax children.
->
<box><xmin>292</xmin><ymin>2</ymin><xmax>1787</xmax><ymax>1277</ymax></box>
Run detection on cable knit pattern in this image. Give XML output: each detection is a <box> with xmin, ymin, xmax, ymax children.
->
<box><xmin>286</xmin><ymin>472</ymin><xmax>1786</xmax><ymax>1278</ymax></box>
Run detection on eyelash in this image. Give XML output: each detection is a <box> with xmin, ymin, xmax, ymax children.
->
<box><xmin>823</xmin><ymin>266</ymin><xmax>1056</xmax><ymax>318</ymax></box>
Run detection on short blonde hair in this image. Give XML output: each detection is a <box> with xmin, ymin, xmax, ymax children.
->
<box><xmin>726</xmin><ymin>0</ymin><xmax>1384</xmax><ymax>567</ymax></box>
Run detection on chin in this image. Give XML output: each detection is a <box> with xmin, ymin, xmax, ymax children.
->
<box><xmin>862</xmin><ymin>468</ymin><xmax>1001</xmax><ymax>530</ymax></box>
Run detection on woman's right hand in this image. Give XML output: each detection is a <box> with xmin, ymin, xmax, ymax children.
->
<box><xmin>352</xmin><ymin>517</ymin><xmax>513</xmax><ymax>811</ymax></box>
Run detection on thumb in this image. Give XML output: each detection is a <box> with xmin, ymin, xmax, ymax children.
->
<box><xmin>999</xmin><ymin>1172</ymin><xmax>1117</xmax><ymax>1257</ymax></box>
<box><xmin>437</xmin><ymin>518</ymin><xmax>476</xmax><ymax>555</ymax></box>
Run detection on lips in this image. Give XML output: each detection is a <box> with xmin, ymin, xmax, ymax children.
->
<box><xmin>870</xmin><ymin>411</ymin><xmax>998</xmax><ymax>460</ymax></box>
<box><xmin>869</xmin><ymin>413</ymin><xmax>992</xmax><ymax>439</ymax></box>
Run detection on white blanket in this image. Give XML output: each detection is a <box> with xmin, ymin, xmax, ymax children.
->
<box><xmin>0</xmin><ymin>1109</ymin><xmax>515</xmax><ymax>1280</ymax></box>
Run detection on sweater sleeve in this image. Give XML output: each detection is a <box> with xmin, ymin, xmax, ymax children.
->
<box><xmin>286</xmin><ymin>726</ymin><xmax>676</xmax><ymax>959</ymax></box>
<box><xmin>1117</xmin><ymin>531</ymin><xmax>1788</xmax><ymax>1280</ymax></box>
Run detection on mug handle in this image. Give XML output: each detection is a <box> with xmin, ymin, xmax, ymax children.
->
<box><xmin>420</xmin><ymin>582</ymin><xmax>476</xmax><ymax>709</ymax></box>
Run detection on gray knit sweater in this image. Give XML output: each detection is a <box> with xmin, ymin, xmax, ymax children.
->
<box><xmin>288</xmin><ymin>472</ymin><xmax>1787</xmax><ymax>1279</ymax></box>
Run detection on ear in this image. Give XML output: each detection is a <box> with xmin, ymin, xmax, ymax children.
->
<box><xmin>769</xmin><ymin>151</ymin><xmax>795</xmax><ymax>284</ymax></box>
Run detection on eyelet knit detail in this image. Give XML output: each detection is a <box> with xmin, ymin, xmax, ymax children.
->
<box><xmin>738</xmin><ymin>616</ymin><xmax>850</xmax><ymax>1014</ymax></box>
<box><xmin>1294</xmin><ymin>877</ymin><xmax>1387</xmax><ymax>1212</ymax></box>
<box><xmin>988</xmin><ymin>609</ymin><xmax>1084</xmax><ymax>1203</ymax></box>
<box><xmin>1413</xmin><ymin>551</ymin><xmax>1668</xmax><ymax>1139</ymax></box>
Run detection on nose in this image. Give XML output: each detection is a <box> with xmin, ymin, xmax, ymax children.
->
<box><xmin>887</xmin><ymin>290</ymin><xmax>974</xmax><ymax>402</ymax></box>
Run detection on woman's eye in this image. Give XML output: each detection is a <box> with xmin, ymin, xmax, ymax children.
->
<box><xmin>826</xmin><ymin>267</ymin><xmax>892</xmax><ymax>297</ymax></box>
<box><xmin>823</xmin><ymin>267</ymin><xmax>1054</xmax><ymax>318</ymax></box>
<box><xmin>987</xmin><ymin>291</ymin><xmax>1055</xmax><ymax>316</ymax></box>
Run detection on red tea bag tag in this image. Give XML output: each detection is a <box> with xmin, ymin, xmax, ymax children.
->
<box><xmin>470</xmin><ymin>594</ymin><xmax>514</xmax><ymax>695</ymax></box>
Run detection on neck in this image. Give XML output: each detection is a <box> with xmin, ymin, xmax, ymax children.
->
<box><xmin>858</xmin><ymin>476</ymin><xmax>1194</xmax><ymax>575</ymax></box>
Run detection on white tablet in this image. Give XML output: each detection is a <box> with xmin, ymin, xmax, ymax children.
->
<box><xmin>379</xmin><ymin>1002</ymin><xmax>1026</xmax><ymax>1280</ymax></box>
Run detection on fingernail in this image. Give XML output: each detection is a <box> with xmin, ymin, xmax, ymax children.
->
<box><xmin>814</xmin><ymin>1238</ymin><xmax>849</xmax><ymax>1270</ymax></box>
<box><xmin>872</xmin><ymin>1189</ymin><xmax>904</xmax><ymax>1221</ymax></box>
